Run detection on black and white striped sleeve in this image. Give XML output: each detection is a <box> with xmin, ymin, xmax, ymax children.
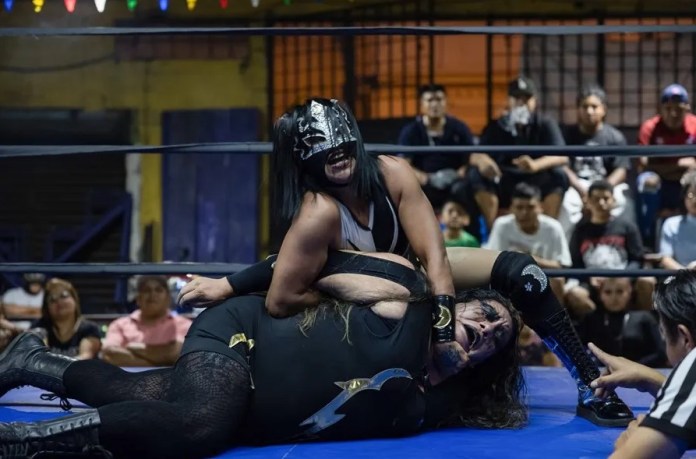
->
<box><xmin>641</xmin><ymin>348</ymin><xmax>696</xmax><ymax>448</ymax></box>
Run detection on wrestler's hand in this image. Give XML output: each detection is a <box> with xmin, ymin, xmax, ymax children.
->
<box><xmin>614</xmin><ymin>414</ymin><xmax>645</xmax><ymax>451</ymax></box>
<box><xmin>432</xmin><ymin>341</ymin><xmax>469</xmax><ymax>382</ymax></box>
<box><xmin>588</xmin><ymin>343</ymin><xmax>665</xmax><ymax>398</ymax></box>
<box><xmin>177</xmin><ymin>276</ymin><xmax>234</xmax><ymax>308</ymax></box>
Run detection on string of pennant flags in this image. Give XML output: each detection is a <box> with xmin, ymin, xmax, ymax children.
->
<box><xmin>1</xmin><ymin>0</ymin><xmax>307</xmax><ymax>13</ymax></box>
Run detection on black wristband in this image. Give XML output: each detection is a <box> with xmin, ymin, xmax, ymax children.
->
<box><xmin>225</xmin><ymin>254</ymin><xmax>278</xmax><ymax>295</ymax></box>
<box><xmin>432</xmin><ymin>295</ymin><xmax>456</xmax><ymax>343</ymax></box>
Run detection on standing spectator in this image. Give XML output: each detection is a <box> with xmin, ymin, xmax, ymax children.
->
<box><xmin>439</xmin><ymin>199</ymin><xmax>479</xmax><ymax>248</ymax></box>
<box><xmin>565</xmin><ymin>181</ymin><xmax>651</xmax><ymax>317</ymax></box>
<box><xmin>2</xmin><ymin>273</ymin><xmax>45</xmax><ymax>322</ymax></box>
<box><xmin>637</xmin><ymin>83</ymin><xmax>696</xmax><ymax>247</ymax></box>
<box><xmin>29</xmin><ymin>278</ymin><xmax>101</xmax><ymax>360</ymax></box>
<box><xmin>473</xmin><ymin>76</ymin><xmax>569</xmax><ymax>220</ymax></box>
<box><xmin>576</xmin><ymin>277</ymin><xmax>666</xmax><ymax>368</ymax></box>
<box><xmin>398</xmin><ymin>84</ymin><xmax>490</xmax><ymax>239</ymax></box>
<box><xmin>102</xmin><ymin>275</ymin><xmax>191</xmax><ymax>367</ymax></box>
<box><xmin>658</xmin><ymin>171</ymin><xmax>696</xmax><ymax>270</ymax></box>
<box><xmin>561</xmin><ymin>84</ymin><xmax>632</xmax><ymax>236</ymax></box>
<box><xmin>485</xmin><ymin>182</ymin><xmax>571</xmax><ymax>302</ymax></box>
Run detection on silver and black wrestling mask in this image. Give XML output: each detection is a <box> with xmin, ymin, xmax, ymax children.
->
<box><xmin>293</xmin><ymin>99</ymin><xmax>358</xmax><ymax>185</ymax></box>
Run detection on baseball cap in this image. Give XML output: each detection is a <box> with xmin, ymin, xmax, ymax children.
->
<box><xmin>661</xmin><ymin>84</ymin><xmax>689</xmax><ymax>104</ymax></box>
<box><xmin>508</xmin><ymin>76</ymin><xmax>537</xmax><ymax>98</ymax></box>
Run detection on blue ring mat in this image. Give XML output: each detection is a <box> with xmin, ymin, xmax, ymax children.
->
<box><xmin>1</xmin><ymin>367</ymin><xmax>694</xmax><ymax>458</ymax></box>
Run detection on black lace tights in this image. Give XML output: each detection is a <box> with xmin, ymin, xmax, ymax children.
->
<box><xmin>64</xmin><ymin>352</ymin><xmax>251</xmax><ymax>459</ymax></box>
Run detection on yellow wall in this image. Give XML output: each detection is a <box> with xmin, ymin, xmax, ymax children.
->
<box><xmin>0</xmin><ymin>2</ymin><xmax>268</xmax><ymax>260</ymax></box>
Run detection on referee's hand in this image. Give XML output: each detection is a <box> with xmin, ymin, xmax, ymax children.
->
<box><xmin>588</xmin><ymin>343</ymin><xmax>666</xmax><ymax>398</ymax></box>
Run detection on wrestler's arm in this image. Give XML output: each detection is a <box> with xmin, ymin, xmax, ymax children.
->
<box><xmin>380</xmin><ymin>156</ymin><xmax>454</xmax><ymax>296</ymax></box>
<box><xmin>265</xmin><ymin>193</ymin><xmax>340</xmax><ymax>317</ymax></box>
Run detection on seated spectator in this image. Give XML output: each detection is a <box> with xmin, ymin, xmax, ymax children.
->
<box><xmin>518</xmin><ymin>325</ymin><xmax>561</xmax><ymax>367</ymax></box>
<box><xmin>658</xmin><ymin>171</ymin><xmax>696</xmax><ymax>270</ymax></box>
<box><xmin>565</xmin><ymin>180</ymin><xmax>654</xmax><ymax>317</ymax></box>
<box><xmin>102</xmin><ymin>275</ymin><xmax>191</xmax><ymax>367</ymax></box>
<box><xmin>29</xmin><ymin>278</ymin><xmax>101</xmax><ymax>360</ymax></box>
<box><xmin>485</xmin><ymin>182</ymin><xmax>571</xmax><ymax>302</ymax></box>
<box><xmin>560</xmin><ymin>84</ymin><xmax>633</xmax><ymax>237</ymax></box>
<box><xmin>576</xmin><ymin>277</ymin><xmax>666</xmax><ymax>368</ymax></box>
<box><xmin>474</xmin><ymin>76</ymin><xmax>569</xmax><ymax>220</ymax></box>
<box><xmin>439</xmin><ymin>199</ymin><xmax>479</xmax><ymax>248</ymax></box>
<box><xmin>636</xmin><ymin>83</ymin><xmax>696</xmax><ymax>247</ymax></box>
<box><xmin>398</xmin><ymin>84</ymin><xmax>486</xmax><ymax>238</ymax></box>
<box><xmin>0</xmin><ymin>309</ymin><xmax>21</xmax><ymax>353</ymax></box>
<box><xmin>2</xmin><ymin>273</ymin><xmax>45</xmax><ymax>322</ymax></box>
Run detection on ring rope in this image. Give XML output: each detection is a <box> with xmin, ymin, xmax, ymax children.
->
<box><xmin>1</xmin><ymin>143</ymin><xmax>693</xmax><ymax>159</ymax></box>
<box><xmin>1</xmin><ymin>24</ymin><xmax>695</xmax><ymax>37</ymax></box>
<box><xmin>0</xmin><ymin>263</ymin><xmax>680</xmax><ymax>279</ymax></box>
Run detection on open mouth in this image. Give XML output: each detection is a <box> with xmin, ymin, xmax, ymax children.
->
<box><xmin>327</xmin><ymin>150</ymin><xmax>351</xmax><ymax>166</ymax></box>
<box><xmin>463</xmin><ymin>324</ymin><xmax>480</xmax><ymax>351</ymax></box>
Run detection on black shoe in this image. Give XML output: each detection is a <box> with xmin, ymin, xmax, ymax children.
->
<box><xmin>0</xmin><ymin>409</ymin><xmax>110</xmax><ymax>458</ymax></box>
<box><xmin>576</xmin><ymin>392</ymin><xmax>634</xmax><ymax>427</ymax></box>
<box><xmin>0</xmin><ymin>332</ymin><xmax>74</xmax><ymax>399</ymax></box>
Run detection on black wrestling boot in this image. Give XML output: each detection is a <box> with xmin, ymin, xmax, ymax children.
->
<box><xmin>0</xmin><ymin>332</ymin><xmax>75</xmax><ymax>399</ymax></box>
<box><xmin>536</xmin><ymin>310</ymin><xmax>634</xmax><ymax>427</ymax></box>
<box><xmin>0</xmin><ymin>409</ymin><xmax>111</xmax><ymax>458</ymax></box>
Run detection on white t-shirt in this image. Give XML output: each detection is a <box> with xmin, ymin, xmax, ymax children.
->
<box><xmin>485</xmin><ymin>214</ymin><xmax>572</xmax><ymax>266</ymax></box>
<box><xmin>1</xmin><ymin>287</ymin><xmax>44</xmax><ymax>309</ymax></box>
<box><xmin>659</xmin><ymin>214</ymin><xmax>696</xmax><ymax>266</ymax></box>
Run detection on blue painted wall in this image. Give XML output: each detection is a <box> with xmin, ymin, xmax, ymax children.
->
<box><xmin>162</xmin><ymin>109</ymin><xmax>260</xmax><ymax>263</ymax></box>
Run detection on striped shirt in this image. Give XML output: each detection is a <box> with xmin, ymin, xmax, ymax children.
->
<box><xmin>641</xmin><ymin>347</ymin><xmax>696</xmax><ymax>447</ymax></box>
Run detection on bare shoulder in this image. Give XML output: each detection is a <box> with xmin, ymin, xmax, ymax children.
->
<box><xmin>294</xmin><ymin>192</ymin><xmax>341</xmax><ymax>232</ymax></box>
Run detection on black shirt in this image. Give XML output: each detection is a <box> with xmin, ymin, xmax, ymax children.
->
<box><xmin>569</xmin><ymin>217</ymin><xmax>645</xmax><ymax>270</ymax></box>
<box><xmin>479</xmin><ymin>112</ymin><xmax>565</xmax><ymax>170</ymax></box>
<box><xmin>223</xmin><ymin>296</ymin><xmax>431</xmax><ymax>445</ymax></box>
<box><xmin>30</xmin><ymin>319</ymin><xmax>101</xmax><ymax>358</ymax></box>
<box><xmin>576</xmin><ymin>310</ymin><xmax>666</xmax><ymax>367</ymax></box>
<box><xmin>563</xmin><ymin>124</ymin><xmax>630</xmax><ymax>182</ymax></box>
<box><xmin>398</xmin><ymin>115</ymin><xmax>475</xmax><ymax>172</ymax></box>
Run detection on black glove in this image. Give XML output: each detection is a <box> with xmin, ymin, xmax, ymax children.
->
<box><xmin>432</xmin><ymin>295</ymin><xmax>456</xmax><ymax>343</ymax></box>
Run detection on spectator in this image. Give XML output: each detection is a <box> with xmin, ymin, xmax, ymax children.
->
<box><xmin>102</xmin><ymin>275</ymin><xmax>191</xmax><ymax>367</ymax></box>
<box><xmin>2</xmin><ymin>273</ymin><xmax>45</xmax><ymax>322</ymax></box>
<box><xmin>485</xmin><ymin>182</ymin><xmax>571</xmax><ymax>302</ymax></box>
<box><xmin>576</xmin><ymin>277</ymin><xmax>666</xmax><ymax>368</ymax></box>
<box><xmin>0</xmin><ymin>310</ymin><xmax>20</xmax><ymax>353</ymax></box>
<box><xmin>658</xmin><ymin>171</ymin><xmax>696</xmax><ymax>270</ymax></box>
<box><xmin>439</xmin><ymin>199</ymin><xmax>479</xmax><ymax>248</ymax></box>
<box><xmin>474</xmin><ymin>76</ymin><xmax>569</xmax><ymax>220</ymax></box>
<box><xmin>565</xmin><ymin>181</ymin><xmax>652</xmax><ymax>317</ymax></box>
<box><xmin>29</xmin><ymin>278</ymin><xmax>101</xmax><ymax>360</ymax></box>
<box><xmin>397</xmin><ymin>83</ymin><xmax>475</xmax><ymax>212</ymax></box>
<box><xmin>561</xmin><ymin>84</ymin><xmax>632</xmax><ymax>237</ymax></box>
<box><xmin>637</xmin><ymin>83</ymin><xmax>696</xmax><ymax>247</ymax></box>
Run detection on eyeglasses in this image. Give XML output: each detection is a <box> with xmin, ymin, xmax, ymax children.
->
<box><xmin>48</xmin><ymin>290</ymin><xmax>72</xmax><ymax>303</ymax></box>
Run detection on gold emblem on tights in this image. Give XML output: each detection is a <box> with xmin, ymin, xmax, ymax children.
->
<box><xmin>433</xmin><ymin>305</ymin><xmax>452</xmax><ymax>329</ymax></box>
<box><xmin>334</xmin><ymin>378</ymin><xmax>369</xmax><ymax>395</ymax></box>
<box><xmin>228</xmin><ymin>333</ymin><xmax>255</xmax><ymax>351</ymax></box>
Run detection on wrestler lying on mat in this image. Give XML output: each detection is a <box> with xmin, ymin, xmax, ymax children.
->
<box><xmin>0</xmin><ymin>251</ymin><xmax>522</xmax><ymax>458</ymax></box>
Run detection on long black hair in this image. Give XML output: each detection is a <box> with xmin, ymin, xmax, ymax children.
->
<box><xmin>654</xmin><ymin>270</ymin><xmax>696</xmax><ymax>344</ymax></box>
<box><xmin>271</xmin><ymin>98</ymin><xmax>384</xmax><ymax>222</ymax></box>
<box><xmin>425</xmin><ymin>289</ymin><xmax>527</xmax><ymax>429</ymax></box>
